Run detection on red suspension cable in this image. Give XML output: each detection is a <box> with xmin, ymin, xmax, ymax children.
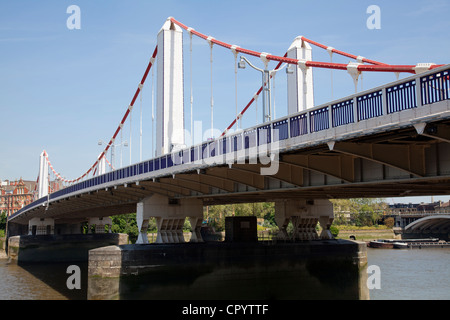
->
<box><xmin>170</xmin><ymin>17</ymin><xmax>443</xmax><ymax>74</ymax></box>
<box><xmin>300</xmin><ymin>36</ymin><xmax>388</xmax><ymax>66</ymax></box>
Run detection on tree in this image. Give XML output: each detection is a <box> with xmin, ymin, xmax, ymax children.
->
<box><xmin>0</xmin><ymin>211</ymin><xmax>6</xmax><ymax>231</ymax></box>
<box><xmin>111</xmin><ymin>213</ymin><xmax>138</xmax><ymax>242</ymax></box>
<box><xmin>384</xmin><ymin>217</ymin><xmax>395</xmax><ymax>228</ymax></box>
<box><xmin>331</xmin><ymin>198</ymin><xmax>387</xmax><ymax>227</ymax></box>
<box><xmin>205</xmin><ymin>202</ymin><xmax>276</xmax><ymax>231</ymax></box>
<box><xmin>0</xmin><ymin>211</ymin><xmax>6</xmax><ymax>237</ymax></box>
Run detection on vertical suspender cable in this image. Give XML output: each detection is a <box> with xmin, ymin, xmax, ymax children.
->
<box><xmin>327</xmin><ymin>48</ymin><xmax>334</xmax><ymax>100</ymax></box>
<box><xmin>272</xmin><ymin>71</ymin><xmax>276</xmax><ymax>120</ymax></box>
<box><xmin>120</xmin><ymin>127</ymin><xmax>123</xmax><ymax>168</ymax></box>
<box><xmin>231</xmin><ymin>46</ymin><xmax>239</xmax><ymax>130</ymax></box>
<box><xmin>152</xmin><ymin>63</ymin><xmax>155</xmax><ymax>158</ymax></box>
<box><xmin>129</xmin><ymin>106</ymin><xmax>132</xmax><ymax>165</ymax></box>
<box><xmin>208</xmin><ymin>37</ymin><xmax>214</xmax><ymax>139</ymax></box>
<box><xmin>361</xmin><ymin>72</ymin><xmax>363</xmax><ymax>91</ymax></box>
<box><xmin>139</xmin><ymin>84</ymin><xmax>143</xmax><ymax>162</ymax></box>
<box><xmin>190</xmin><ymin>31</ymin><xmax>194</xmax><ymax>146</ymax></box>
<box><xmin>235</xmin><ymin>54</ymin><xmax>239</xmax><ymax>130</ymax></box>
<box><xmin>235</xmin><ymin>53</ymin><xmax>238</xmax><ymax>130</ymax></box>
<box><xmin>255</xmin><ymin>94</ymin><xmax>258</xmax><ymax>125</ymax></box>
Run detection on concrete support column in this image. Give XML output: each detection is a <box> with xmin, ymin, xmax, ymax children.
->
<box><xmin>188</xmin><ymin>217</ymin><xmax>203</xmax><ymax>243</ymax></box>
<box><xmin>319</xmin><ymin>215</ymin><xmax>334</xmax><ymax>239</ymax></box>
<box><xmin>28</xmin><ymin>217</ymin><xmax>54</xmax><ymax>235</ymax></box>
<box><xmin>136</xmin><ymin>194</ymin><xmax>203</xmax><ymax>244</ymax></box>
<box><xmin>137</xmin><ymin>202</ymin><xmax>150</xmax><ymax>244</ymax></box>
<box><xmin>275</xmin><ymin>199</ymin><xmax>334</xmax><ymax>240</ymax></box>
<box><xmin>155</xmin><ymin>218</ymin><xmax>185</xmax><ymax>243</ymax></box>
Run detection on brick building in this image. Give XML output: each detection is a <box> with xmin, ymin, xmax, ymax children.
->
<box><xmin>0</xmin><ymin>178</ymin><xmax>64</xmax><ymax>217</ymax></box>
<box><xmin>0</xmin><ymin>178</ymin><xmax>37</xmax><ymax>217</ymax></box>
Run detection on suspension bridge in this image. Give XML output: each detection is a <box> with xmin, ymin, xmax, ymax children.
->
<box><xmin>7</xmin><ymin>17</ymin><xmax>450</xmax><ymax>245</ymax></box>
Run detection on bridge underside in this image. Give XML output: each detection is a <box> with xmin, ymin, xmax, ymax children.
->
<box><xmin>10</xmin><ymin>118</ymin><xmax>450</xmax><ymax>225</ymax></box>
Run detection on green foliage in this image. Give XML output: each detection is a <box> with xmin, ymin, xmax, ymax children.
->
<box><xmin>0</xmin><ymin>211</ymin><xmax>6</xmax><ymax>231</ymax></box>
<box><xmin>330</xmin><ymin>198</ymin><xmax>387</xmax><ymax>227</ymax></box>
<box><xmin>384</xmin><ymin>217</ymin><xmax>395</xmax><ymax>228</ymax></box>
<box><xmin>205</xmin><ymin>202</ymin><xmax>275</xmax><ymax>231</ymax></box>
<box><xmin>329</xmin><ymin>225</ymin><xmax>339</xmax><ymax>237</ymax></box>
<box><xmin>109</xmin><ymin>213</ymin><xmax>191</xmax><ymax>243</ymax></box>
<box><xmin>111</xmin><ymin>213</ymin><xmax>138</xmax><ymax>242</ymax></box>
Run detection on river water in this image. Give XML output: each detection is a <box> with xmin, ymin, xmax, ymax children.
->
<box><xmin>367</xmin><ymin>247</ymin><xmax>450</xmax><ymax>300</ymax></box>
<box><xmin>0</xmin><ymin>247</ymin><xmax>449</xmax><ymax>300</ymax></box>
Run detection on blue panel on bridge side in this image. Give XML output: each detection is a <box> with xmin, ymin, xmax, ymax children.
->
<box><xmin>357</xmin><ymin>90</ymin><xmax>383</xmax><ymax>120</ymax></box>
<box><xmin>332</xmin><ymin>99</ymin><xmax>354</xmax><ymax>127</ymax></box>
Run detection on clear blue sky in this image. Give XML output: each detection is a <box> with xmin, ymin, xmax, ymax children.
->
<box><xmin>0</xmin><ymin>0</ymin><xmax>449</xmax><ymax>204</ymax></box>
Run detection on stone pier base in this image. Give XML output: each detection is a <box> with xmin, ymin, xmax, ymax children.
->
<box><xmin>8</xmin><ymin>233</ymin><xmax>128</xmax><ymax>263</ymax></box>
<box><xmin>88</xmin><ymin>240</ymin><xmax>369</xmax><ymax>300</ymax></box>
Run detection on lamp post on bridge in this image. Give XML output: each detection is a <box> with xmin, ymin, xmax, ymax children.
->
<box><xmin>238</xmin><ymin>56</ymin><xmax>289</xmax><ymax>124</ymax></box>
<box><xmin>98</xmin><ymin>140</ymin><xmax>128</xmax><ymax>170</ymax></box>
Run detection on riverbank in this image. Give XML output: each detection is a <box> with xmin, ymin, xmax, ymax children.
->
<box><xmin>335</xmin><ymin>226</ymin><xmax>396</xmax><ymax>242</ymax></box>
<box><xmin>0</xmin><ymin>237</ymin><xmax>6</xmax><ymax>259</ymax></box>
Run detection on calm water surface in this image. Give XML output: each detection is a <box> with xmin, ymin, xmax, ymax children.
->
<box><xmin>0</xmin><ymin>258</ymin><xmax>86</xmax><ymax>300</ymax></box>
<box><xmin>0</xmin><ymin>248</ymin><xmax>448</xmax><ymax>300</ymax></box>
<box><xmin>367</xmin><ymin>247</ymin><xmax>450</xmax><ymax>300</ymax></box>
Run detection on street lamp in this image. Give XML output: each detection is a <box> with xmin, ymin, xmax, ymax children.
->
<box><xmin>238</xmin><ymin>56</ymin><xmax>289</xmax><ymax>123</ymax></box>
<box><xmin>98</xmin><ymin>139</ymin><xmax>128</xmax><ymax>170</ymax></box>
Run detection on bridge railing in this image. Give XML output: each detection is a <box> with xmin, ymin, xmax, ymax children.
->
<box><xmin>9</xmin><ymin>65</ymin><xmax>450</xmax><ymax>221</ymax></box>
<box><xmin>392</xmin><ymin>211</ymin><xmax>450</xmax><ymax>216</ymax></box>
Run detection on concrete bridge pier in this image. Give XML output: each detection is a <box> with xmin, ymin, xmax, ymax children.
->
<box><xmin>55</xmin><ymin>222</ymin><xmax>84</xmax><ymax>235</ymax></box>
<box><xmin>136</xmin><ymin>194</ymin><xmax>203</xmax><ymax>244</ymax></box>
<box><xmin>28</xmin><ymin>217</ymin><xmax>54</xmax><ymax>235</ymax></box>
<box><xmin>87</xmin><ymin>217</ymin><xmax>112</xmax><ymax>234</ymax></box>
<box><xmin>25</xmin><ymin>217</ymin><xmax>113</xmax><ymax>236</ymax></box>
<box><xmin>275</xmin><ymin>199</ymin><xmax>334</xmax><ymax>240</ymax></box>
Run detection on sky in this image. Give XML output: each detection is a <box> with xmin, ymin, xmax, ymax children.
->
<box><xmin>0</xmin><ymin>0</ymin><xmax>449</xmax><ymax>204</ymax></box>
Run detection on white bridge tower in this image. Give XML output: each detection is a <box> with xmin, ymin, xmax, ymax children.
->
<box><xmin>156</xmin><ymin>17</ymin><xmax>185</xmax><ymax>156</ymax></box>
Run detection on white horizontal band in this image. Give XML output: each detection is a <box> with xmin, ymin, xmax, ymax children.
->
<box><xmin>297</xmin><ymin>59</ymin><xmax>308</xmax><ymax>70</ymax></box>
<box><xmin>260</xmin><ymin>52</ymin><xmax>270</xmax><ymax>65</ymax></box>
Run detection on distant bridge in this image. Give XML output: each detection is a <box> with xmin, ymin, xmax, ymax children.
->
<box><xmin>397</xmin><ymin>215</ymin><xmax>450</xmax><ymax>241</ymax></box>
